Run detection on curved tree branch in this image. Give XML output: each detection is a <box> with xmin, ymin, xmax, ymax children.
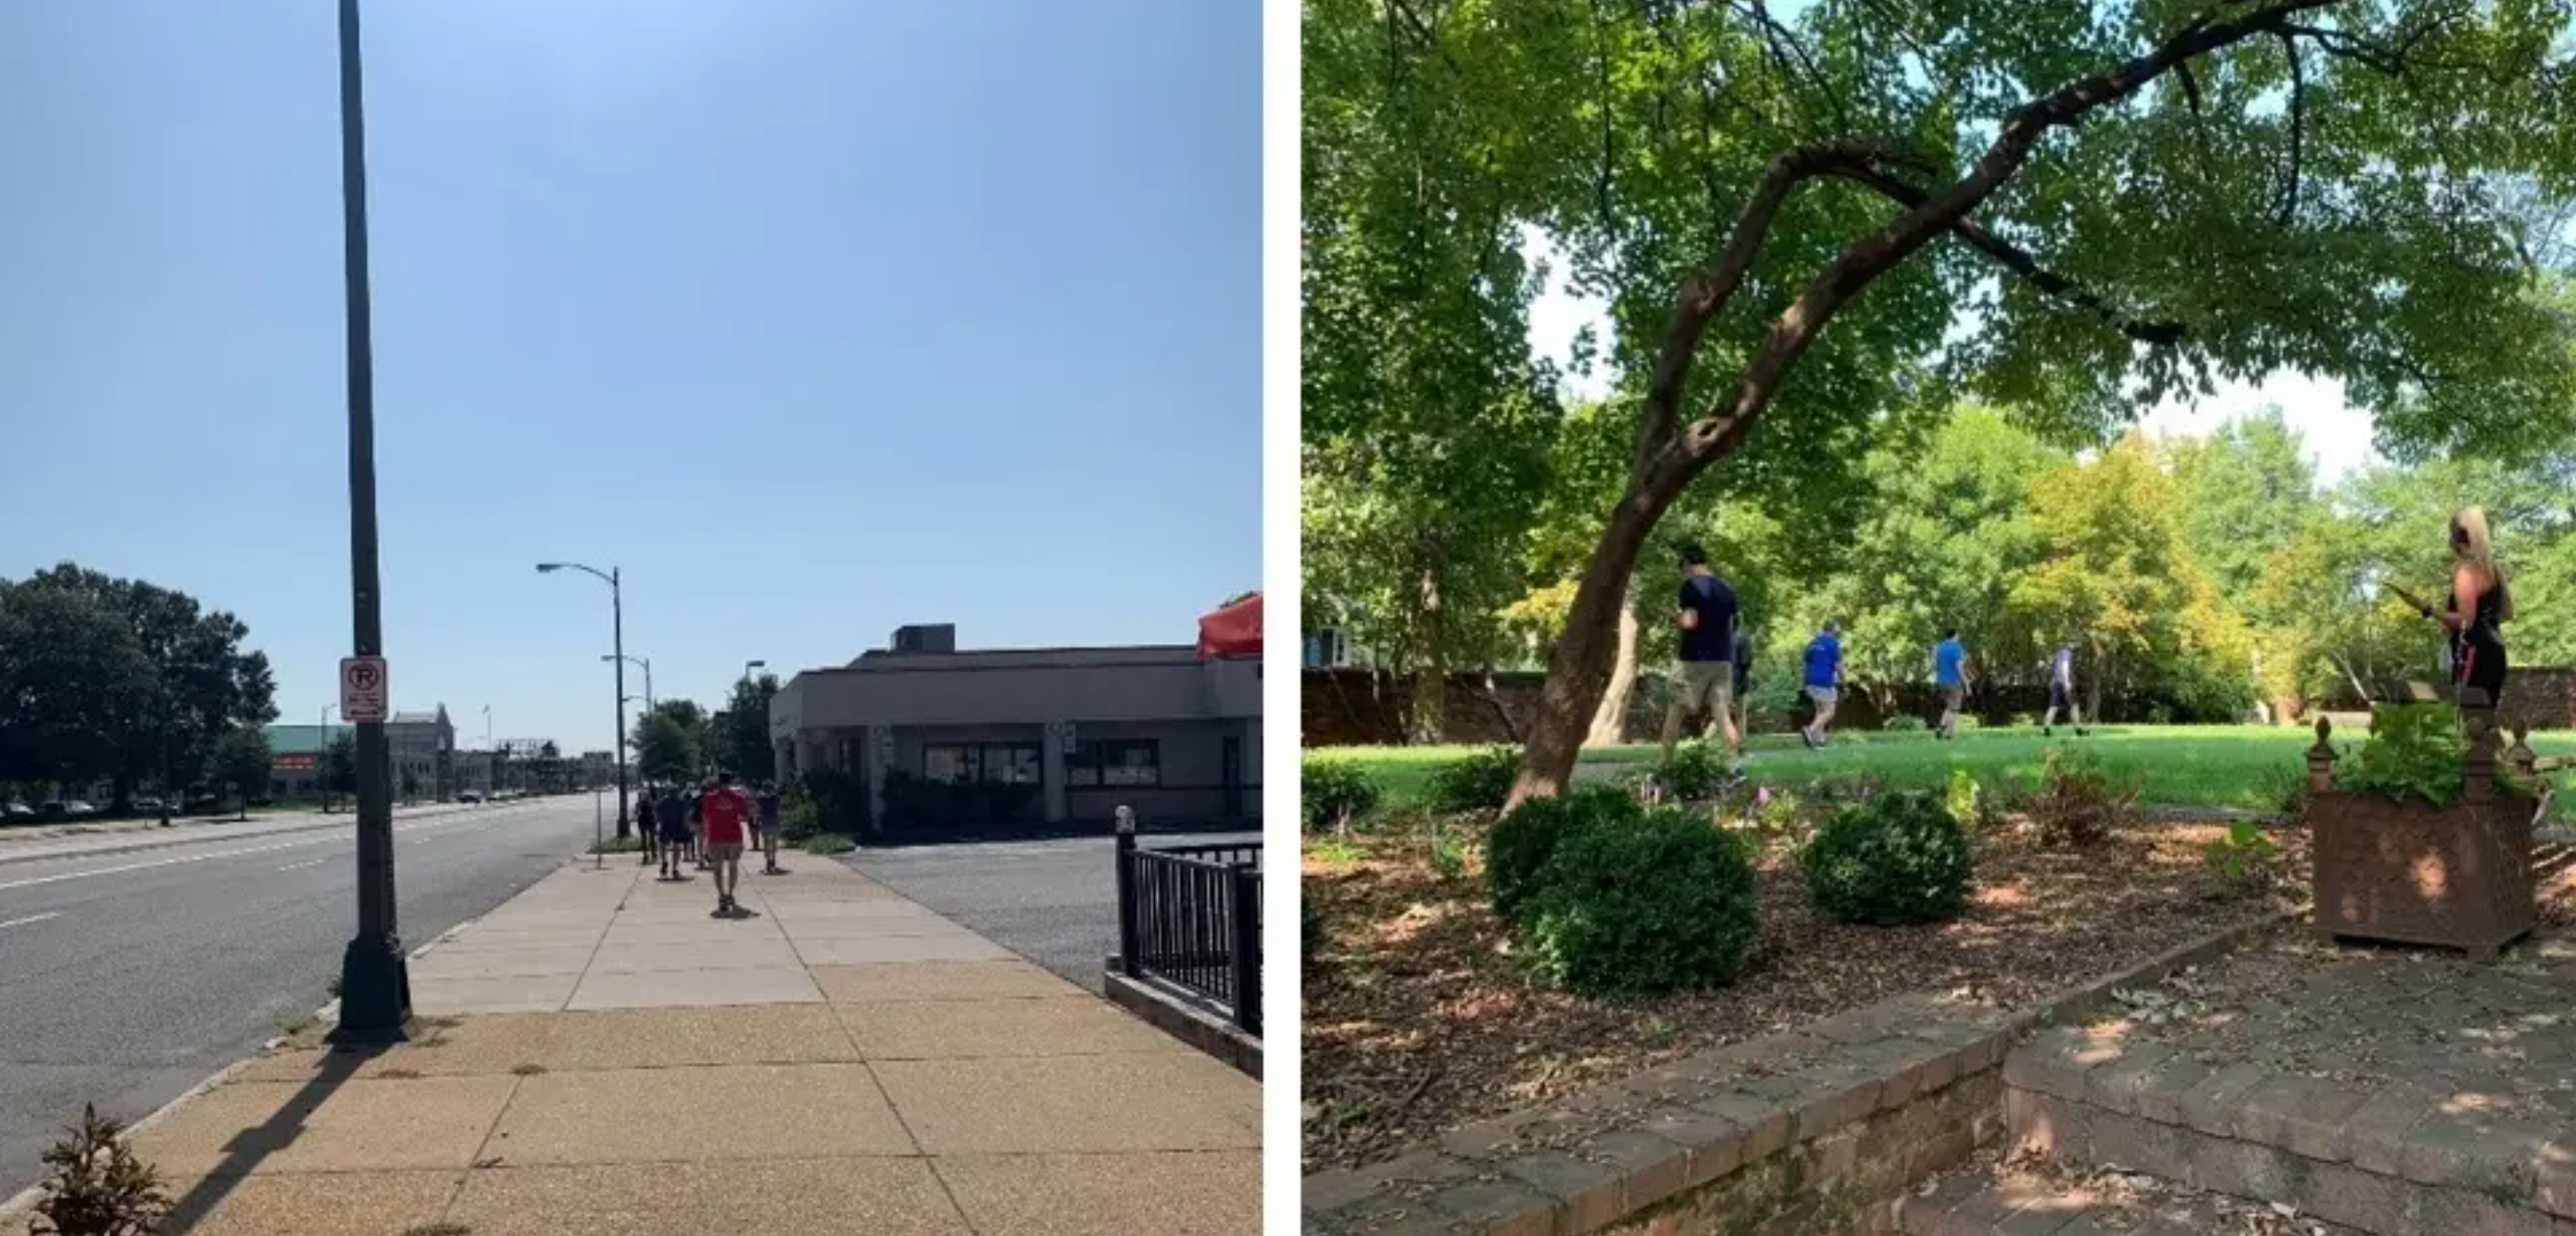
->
<box><xmin>1657</xmin><ymin>0</ymin><xmax>2346</xmax><ymax>480</ymax></box>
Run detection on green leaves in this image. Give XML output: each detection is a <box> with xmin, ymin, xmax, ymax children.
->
<box><xmin>2339</xmin><ymin>700</ymin><xmax>2469</xmax><ymax>806</ymax></box>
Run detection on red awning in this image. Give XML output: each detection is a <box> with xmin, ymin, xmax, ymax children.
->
<box><xmin>1197</xmin><ymin>592</ymin><xmax>1262</xmax><ymax>660</ymax></box>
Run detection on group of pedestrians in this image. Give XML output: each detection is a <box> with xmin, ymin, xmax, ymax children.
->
<box><xmin>632</xmin><ymin>773</ymin><xmax>786</xmax><ymax>914</ymax></box>
<box><xmin>1658</xmin><ymin>541</ymin><xmax>2092</xmax><ymax>759</ymax></box>
<box><xmin>1658</xmin><ymin>504</ymin><xmax>2519</xmax><ymax>754</ymax></box>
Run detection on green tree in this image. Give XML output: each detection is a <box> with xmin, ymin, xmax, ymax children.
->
<box><xmin>399</xmin><ymin>768</ymin><xmax>422</xmax><ymax>802</ymax></box>
<box><xmin>323</xmin><ymin>732</ymin><xmax>356</xmax><ymax>803</ymax></box>
<box><xmin>635</xmin><ymin>713</ymin><xmax>699</xmax><ymax>785</ymax></box>
<box><xmin>0</xmin><ymin>582</ymin><xmax>158</xmax><ymax>790</ymax></box>
<box><xmin>14</xmin><ymin>564</ymin><xmax>278</xmax><ymax>806</ymax></box>
<box><xmin>710</xmin><ymin>674</ymin><xmax>779</xmax><ymax>780</ymax></box>
<box><xmin>1309</xmin><ymin>1</ymin><xmax>2576</xmax><ymax>804</ymax></box>
<box><xmin>207</xmin><ymin>726</ymin><xmax>272</xmax><ymax>821</ymax></box>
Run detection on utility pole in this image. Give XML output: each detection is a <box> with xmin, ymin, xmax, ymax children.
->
<box><xmin>332</xmin><ymin>0</ymin><xmax>409</xmax><ymax>1041</ymax></box>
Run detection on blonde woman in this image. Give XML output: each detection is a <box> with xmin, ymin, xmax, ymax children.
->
<box><xmin>2430</xmin><ymin>507</ymin><xmax>2515</xmax><ymax>704</ymax></box>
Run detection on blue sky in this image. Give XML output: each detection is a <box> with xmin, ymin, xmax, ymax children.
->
<box><xmin>0</xmin><ymin>1</ymin><xmax>1260</xmax><ymax>754</ymax></box>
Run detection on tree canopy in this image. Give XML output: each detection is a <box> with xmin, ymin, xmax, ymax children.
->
<box><xmin>0</xmin><ymin>564</ymin><xmax>278</xmax><ymax>800</ymax></box>
<box><xmin>1300</xmin><ymin>0</ymin><xmax>2576</xmax><ymax>801</ymax></box>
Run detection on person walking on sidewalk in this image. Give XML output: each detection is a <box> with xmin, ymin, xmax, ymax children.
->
<box><xmin>690</xmin><ymin>779</ymin><xmax>712</xmax><ymax>871</ymax></box>
<box><xmin>656</xmin><ymin>784</ymin><xmax>693</xmax><ymax>878</ymax></box>
<box><xmin>700</xmin><ymin>772</ymin><xmax>754</xmax><ymax>914</ymax></box>
<box><xmin>635</xmin><ymin>793</ymin><xmax>660</xmax><ymax>869</ymax></box>
<box><xmin>754</xmin><ymin>780</ymin><xmax>785</xmax><ymax>875</ymax></box>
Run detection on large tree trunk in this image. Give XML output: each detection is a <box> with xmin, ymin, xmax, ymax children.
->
<box><xmin>1512</xmin><ymin>494</ymin><xmax>1679</xmax><ymax>805</ymax></box>
<box><xmin>1502</xmin><ymin>2</ymin><xmax>2321</xmax><ymax>807</ymax></box>
<box><xmin>1406</xmin><ymin>560</ymin><xmax>1447</xmax><ymax>743</ymax></box>
<box><xmin>1585</xmin><ymin>589</ymin><xmax>1642</xmax><ymax>748</ymax></box>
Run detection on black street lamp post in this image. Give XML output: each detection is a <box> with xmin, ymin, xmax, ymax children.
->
<box><xmin>332</xmin><ymin>0</ymin><xmax>410</xmax><ymax>1042</ymax></box>
<box><xmin>540</xmin><ymin>562</ymin><xmax>630</xmax><ymax>838</ymax></box>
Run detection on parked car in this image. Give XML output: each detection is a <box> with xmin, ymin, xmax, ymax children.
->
<box><xmin>62</xmin><ymin>801</ymin><xmax>96</xmax><ymax>816</ymax></box>
<box><xmin>132</xmin><ymin>797</ymin><xmax>166</xmax><ymax>814</ymax></box>
<box><xmin>2</xmin><ymin>801</ymin><xmax>32</xmax><ymax>820</ymax></box>
<box><xmin>457</xmin><ymin>788</ymin><xmax>484</xmax><ymax>804</ymax></box>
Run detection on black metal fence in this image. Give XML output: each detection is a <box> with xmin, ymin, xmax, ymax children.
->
<box><xmin>1114</xmin><ymin>832</ymin><xmax>1263</xmax><ymax>1035</ymax></box>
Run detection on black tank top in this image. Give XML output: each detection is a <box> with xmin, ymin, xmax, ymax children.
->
<box><xmin>2449</xmin><ymin>569</ymin><xmax>2507</xmax><ymax>656</ymax></box>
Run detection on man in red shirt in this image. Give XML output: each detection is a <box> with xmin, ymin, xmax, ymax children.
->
<box><xmin>699</xmin><ymin>771</ymin><xmax>755</xmax><ymax>914</ymax></box>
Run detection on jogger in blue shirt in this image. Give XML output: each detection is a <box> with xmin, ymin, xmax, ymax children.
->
<box><xmin>1801</xmin><ymin>623</ymin><xmax>1842</xmax><ymax>749</ymax></box>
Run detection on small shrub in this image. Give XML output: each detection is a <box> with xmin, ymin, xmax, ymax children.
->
<box><xmin>1945</xmin><ymin>769</ymin><xmax>1982</xmax><ymax>833</ymax></box>
<box><xmin>1426</xmin><ymin>747</ymin><xmax>1520</xmax><ymax>814</ymax></box>
<box><xmin>2337</xmin><ymin>702</ymin><xmax>2468</xmax><ymax>807</ymax></box>
<box><xmin>2200</xmin><ymin>819</ymin><xmax>2280</xmax><ymax>900</ymax></box>
<box><xmin>1302</xmin><ymin>757</ymin><xmax>1382</xmax><ymax>834</ymax></box>
<box><xmin>2255</xmin><ymin>763</ymin><xmax>2309</xmax><ymax>822</ymax></box>
<box><xmin>1526</xmin><ymin>808</ymin><xmax>1761</xmax><ymax>994</ymax></box>
<box><xmin>2030</xmin><ymin>746</ymin><xmax>2134</xmax><ymax>845</ymax></box>
<box><xmin>30</xmin><ymin>1104</ymin><xmax>170</xmax><ymax>1236</ymax></box>
<box><xmin>1653</xmin><ymin>742</ymin><xmax>1734</xmax><ymax>801</ymax></box>
<box><xmin>799</xmin><ymin>834</ymin><xmax>857</xmax><ymax>855</ymax></box>
<box><xmin>1306</xmin><ymin>835</ymin><xmax>1364</xmax><ymax>865</ymax></box>
<box><xmin>1882</xmin><ymin>714</ymin><xmax>1929</xmax><ymax>732</ymax></box>
<box><xmin>588</xmin><ymin>835</ymin><xmax>644</xmax><ymax>854</ymax></box>
<box><xmin>1803</xmin><ymin>791</ymin><xmax>1976</xmax><ymax>926</ymax></box>
<box><xmin>2008</xmin><ymin>713</ymin><xmax>2039</xmax><ymax>728</ymax></box>
<box><xmin>1750</xmin><ymin>786</ymin><xmax>1805</xmax><ymax>836</ymax></box>
<box><xmin>1487</xmin><ymin>785</ymin><xmax>1641</xmax><ymax>921</ymax></box>
<box><xmin>1426</xmin><ymin>818</ymin><xmax>1468</xmax><ymax>880</ymax></box>
<box><xmin>781</xmin><ymin>787</ymin><xmax>823</xmax><ymax>840</ymax></box>
<box><xmin>2146</xmin><ymin>703</ymin><xmax>2175</xmax><ymax>725</ymax></box>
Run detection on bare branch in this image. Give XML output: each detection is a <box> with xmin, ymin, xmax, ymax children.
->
<box><xmin>2279</xmin><ymin>32</ymin><xmax>2306</xmax><ymax>226</ymax></box>
<box><xmin>2176</xmin><ymin>59</ymin><xmax>2205</xmax><ymax>115</ymax></box>
<box><xmin>1728</xmin><ymin>0</ymin><xmax>1851</xmax><ymax>132</ymax></box>
<box><xmin>1833</xmin><ymin>165</ymin><xmax>2188</xmax><ymax>347</ymax></box>
<box><xmin>1633</xmin><ymin>138</ymin><xmax>1929</xmax><ymax>472</ymax></box>
<box><xmin>1654</xmin><ymin>0</ymin><xmax>2346</xmax><ymax>479</ymax></box>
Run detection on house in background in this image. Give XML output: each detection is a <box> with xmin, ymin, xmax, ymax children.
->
<box><xmin>265</xmin><ymin>707</ymin><xmax>455</xmax><ymax>801</ymax></box>
<box><xmin>768</xmin><ymin>624</ymin><xmax>1261</xmax><ymax>832</ymax></box>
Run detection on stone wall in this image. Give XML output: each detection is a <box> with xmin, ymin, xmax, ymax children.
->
<box><xmin>1301</xmin><ymin>992</ymin><xmax>2019</xmax><ymax>1236</ymax></box>
<box><xmin>1301</xmin><ymin>665</ymin><xmax>2576</xmax><ymax>748</ymax></box>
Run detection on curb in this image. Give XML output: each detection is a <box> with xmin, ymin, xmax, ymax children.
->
<box><xmin>0</xmin><ymin>801</ymin><xmax>541</xmax><ymax>869</ymax></box>
<box><xmin>0</xmin><ymin>864</ymin><xmax>539</xmax><ymax>1230</ymax></box>
<box><xmin>0</xmin><ymin>817</ymin><xmax>357</xmax><ymax>869</ymax></box>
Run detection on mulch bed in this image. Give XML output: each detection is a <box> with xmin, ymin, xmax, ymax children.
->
<box><xmin>1301</xmin><ymin>812</ymin><xmax>2310</xmax><ymax>1172</ymax></box>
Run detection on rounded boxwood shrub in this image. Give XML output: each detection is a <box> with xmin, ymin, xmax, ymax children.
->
<box><xmin>1485</xmin><ymin>783</ymin><xmax>1640</xmax><ymax>921</ymax></box>
<box><xmin>1525</xmin><ymin>808</ymin><xmax>1761</xmax><ymax>994</ymax></box>
<box><xmin>1652</xmin><ymin>742</ymin><xmax>1732</xmax><ymax>801</ymax></box>
<box><xmin>1426</xmin><ymin>746</ymin><xmax>1521</xmax><ymax>814</ymax></box>
<box><xmin>1802</xmin><ymin>790</ymin><xmax>1976</xmax><ymax>926</ymax></box>
<box><xmin>1301</xmin><ymin>756</ymin><xmax>1381</xmax><ymax>833</ymax></box>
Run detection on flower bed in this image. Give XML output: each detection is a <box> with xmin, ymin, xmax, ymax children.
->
<box><xmin>1301</xmin><ymin>813</ymin><xmax>2309</xmax><ymax>1171</ymax></box>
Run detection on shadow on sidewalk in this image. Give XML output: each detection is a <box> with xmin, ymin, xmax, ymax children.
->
<box><xmin>154</xmin><ymin>1039</ymin><xmax>384</xmax><ymax>1233</ymax></box>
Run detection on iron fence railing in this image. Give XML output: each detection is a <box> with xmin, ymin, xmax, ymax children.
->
<box><xmin>1114</xmin><ymin>830</ymin><xmax>1261</xmax><ymax>1035</ymax></box>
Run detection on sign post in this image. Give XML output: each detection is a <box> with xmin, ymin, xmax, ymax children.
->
<box><xmin>340</xmin><ymin>656</ymin><xmax>389</xmax><ymax>724</ymax></box>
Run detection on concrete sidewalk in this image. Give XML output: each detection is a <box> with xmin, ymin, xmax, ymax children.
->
<box><xmin>12</xmin><ymin>853</ymin><xmax>1259</xmax><ymax>1234</ymax></box>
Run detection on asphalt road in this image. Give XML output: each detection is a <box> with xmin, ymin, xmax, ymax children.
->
<box><xmin>843</xmin><ymin>830</ymin><xmax>1260</xmax><ymax>993</ymax></box>
<box><xmin>0</xmin><ymin>796</ymin><xmax>613</xmax><ymax>1200</ymax></box>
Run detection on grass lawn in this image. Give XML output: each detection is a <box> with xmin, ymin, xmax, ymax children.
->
<box><xmin>1310</xmin><ymin>724</ymin><xmax>2576</xmax><ymax>813</ymax></box>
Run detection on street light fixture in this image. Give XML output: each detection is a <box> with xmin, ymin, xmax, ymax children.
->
<box><xmin>604</xmin><ymin>654</ymin><xmax>653</xmax><ymax>711</ymax></box>
<box><xmin>330</xmin><ymin>0</ymin><xmax>408</xmax><ymax>1042</ymax></box>
<box><xmin>538</xmin><ymin>561</ymin><xmax>631</xmax><ymax>838</ymax></box>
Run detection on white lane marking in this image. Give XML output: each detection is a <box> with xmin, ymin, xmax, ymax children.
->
<box><xmin>0</xmin><ymin>912</ymin><xmax>61</xmax><ymax>930</ymax></box>
<box><xmin>0</xmin><ymin>807</ymin><xmax>554</xmax><ymax>892</ymax></box>
<box><xmin>278</xmin><ymin>858</ymin><xmax>327</xmax><ymax>872</ymax></box>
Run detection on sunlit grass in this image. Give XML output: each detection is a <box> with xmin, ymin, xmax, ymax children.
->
<box><xmin>1312</xmin><ymin>724</ymin><xmax>2576</xmax><ymax>813</ymax></box>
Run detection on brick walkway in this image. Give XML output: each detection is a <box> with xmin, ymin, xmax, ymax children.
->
<box><xmin>1965</xmin><ymin>927</ymin><xmax>2576</xmax><ymax>1236</ymax></box>
<box><xmin>9</xmin><ymin>856</ymin><xmax>1260</xmax><ymax>1235</ymax></box>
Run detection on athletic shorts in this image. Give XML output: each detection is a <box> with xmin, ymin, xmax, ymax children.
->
<box><xmin>704</xmin><ymin>842</ymin><xmax>745</xmax><ymax>863</ymax></box>
<box><xmin>2048</xmin><ymin>684</ymin><xmax>2072</xmax><ymax>711</ymax></box>
<box><xmin>658</xmin><ymin>820</ymin><xmax>692</xmax><ymax>844</ymax></box>
<box><xmin>1805</xmin><ymin>685</ymin><xmax>1838</xmax><ymax>706</ymax></box>
<box><xmin>1940</xmin><ymin>684</ymin><xmax>1965</xmax><ymax>710</ymax></box>
<box><xmin>1674</xmin><ymin>660</ymin><xmax>1734</xmax><ymax>716</ymax></box>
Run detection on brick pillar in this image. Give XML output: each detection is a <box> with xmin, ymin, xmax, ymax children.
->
<box><xmin>2306</xmin><ymin>716</ymin><xmax>2337</xmax><ymax>795</ymax></box>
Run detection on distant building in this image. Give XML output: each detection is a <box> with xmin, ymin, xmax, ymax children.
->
<box><xmin>769</xmin><ymin>624</ymin><xmax>1260</xmax><ymax>831</ymax></box>
<box><xmin>265</xmin><ymin>706</ymin><xmax>456</xmax><ymax>801</ymax></box>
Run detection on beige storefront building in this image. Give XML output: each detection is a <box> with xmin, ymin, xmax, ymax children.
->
<box><xmin>768</xmin><ymin>624</ymin><xmax>1260</xmax><ymax>829</ymax></box>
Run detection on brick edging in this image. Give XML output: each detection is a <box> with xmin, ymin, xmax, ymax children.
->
<box><xmin>1302</xmin><ymin>904</ymin><xmax>2297</xmax><ymax>1236</ymax></box>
